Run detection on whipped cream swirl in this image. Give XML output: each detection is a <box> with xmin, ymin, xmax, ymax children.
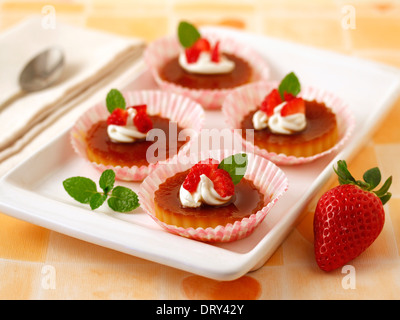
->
<box><xmin>179</xmin><ymin>51</ymin><xmax>235</xmax><ymax>75</ymax></box>
<box><xmin>107</xmin><ymin>108</ymin><xmax>148</xmax><ymax>143</ymax></box>
<box><xmin>252</xmin><ymin>102</ymin><xmax>306</xmax><ymax>135</ymax></box>
<box><xmin>179</xmin><ymin>174</ymin><xmax>232</xmax><ymax>208</ymax></box>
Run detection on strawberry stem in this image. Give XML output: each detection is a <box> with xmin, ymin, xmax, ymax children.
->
<box><xmin>334</xmin><ymin>160</ymin><xmax>392</xmax><ymax>205</ymax></box>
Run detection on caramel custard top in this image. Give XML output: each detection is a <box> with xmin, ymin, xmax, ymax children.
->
<box><xmin>155</xmin><ymin>170</ymin><xmax>265</xmax><ymax>219</ymax></box>
<box><xmin>160</xmin><ymin>53</ymin><xmax>252</xmax><ymax>90</ymax></box>
<box><xmin>241</xmin><ymin>100</ymin><xmax>337</xmax><ymax>145</ymax></box>
<box><xmin>86</xmin><ymin>115</ymin><xmax>188</xmax><ymax>167</ymax></box>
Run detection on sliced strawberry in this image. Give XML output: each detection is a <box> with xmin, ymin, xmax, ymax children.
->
<box><xmin>210</xmin><ymin>41</ymin><xmax>220</xmax><ymax>63</ymax></box>
<box><xmin>185</xmin><ymin>47</ymin><xmax>201</xmax><ymax>64</ymax></box>
<box><xmin>209</xmin><ymin>168</ymin><xmax>235</xmax><ymax>198</ymax></box>
<box><xmin>182</xmin><ymin>162</ymin><xmax>213</xmax><ymax>193</ymax></box>
<box><xmin>193</xmin><ymin>38</ymin><xmax>211</xmax><ymax>52</ymax></box>
<box><xmin>182</xmin><ymin>158</ymin><xmax>235</xmax><ymax>198</ymax></box>
<box><xmin>132</xmin><ymin>104</ymin><xmax>147</xmax><ymax>114</ymax></box>
<box><xmin>182</xmin><ymin>172</ymin><xmax>201</xmax><ymax>193</ymax></box>
<box><xmin>260</xmin><ymin>89</ymin><xmax>282</xmax><ymax>116</ymax></box>
<box><xmin>107</xmin><ymin>108</ymin><xmax>128</xmax><ymax>126</ymax></box>
<box><xmin>198</xmin><ymin>158</ymin><xmax>219</xmax><ymax>168</ymax></box>
<box><xmin>185</xmin><ymin>38</ymin><xmax>211</xmax><ymax>64</ymax></box>
<box><xmin>280</xmin><ymin>97</ymin><xmax>305</xmax><ymax>117</ymax></box>
<box><xmin>283</xmin><ymin>92</ymin><xmax>296</xmax><ymax>101</ymax></box>
<box><xmin>133</xmin><ymin>111</ymin><xmax>153</xmax><ymax>133</ymax></box>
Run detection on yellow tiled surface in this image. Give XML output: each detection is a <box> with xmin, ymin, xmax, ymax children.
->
<box><xmin>1</xmin><ymin>0</ymin><xmax>400</xmax><ymax>300</ymax></box>
<box><xmin>0</xmin><ymin>214</ymin><xmax>50</xmax><ymax>262</ymax></box>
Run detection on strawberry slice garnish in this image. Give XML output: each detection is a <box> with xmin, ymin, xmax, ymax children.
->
<box><xmin>185</xmin><ymin>47</ymin><xmax>201</xmax><ymax>63</ymax></box>
<box><xmin>260</xmin><ymin>89</ymin><xmax>282</xmax><ymax>116</ymax></box>
<box><xmin>198</xmin><ymin>158</ymin><xmax>219</xmax><ymax>169</ymax></box>
<box><xmin>210</xmin><ymin>41</ymin><xmax>220</xmax><ymax>63</ymax></box>
<box><xmin>133</xmin><ymin>107</ymin><xmax>153</xmax><ymax>133</ymax></box>
<box><xmin>259</xmin><ymin>72</ymin><xmax>307</xmax><ymax>116</ymax></box>
<box><xmin>182</xmin><ymin>162</ymin><xmax>213</xmax><ymax>193</ymax></box>
<box><xmin>193</xmin><ymin>38</ymin><xmax>211</xmax><ymax>51</ymax></box>
<box><xmin>182</xmin><ymin>158</ymin><xmax>235</xmax><ymax>198</ymax></box>
<box><xmin>283</xmin><ymin>92</ymin><xmax>296</xmax><ymax>101</ymax></box>
<box><xmin>184</xmin><ymin>37</ymin><xmax>211</xmax><ymax>64</ymax></box>
<box><xmin>132</xmin><ymin>104</ymin><xmax>147</xmax><ymax>114</ymax></box>
<box><xmin>280</xmin><ymin>97</ymin><xmax>305</xmax><ymax>117</ymax></box>
<box><xmin>107</xmin><ymin>108</ymin><xmax>128</xmax><ymax>126</ymax></box>
<box><xmin>208</xmin><ymin>168</ymin><xmax>234</xmax><ymax>198</ymax></box>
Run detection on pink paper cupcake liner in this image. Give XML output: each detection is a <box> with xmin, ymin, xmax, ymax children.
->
<box><xmin>144</xmin><ymin>32</ymin><xmax>270</xmax><ymax>109</ymax></box>
<box><xmin>222</xmin><ymin>81</ymin><xmax>355</xmax><ymax>165</ymax></box>
<box><xmin>139</xmin><ymin>149</ymin><xmax>288</xmax><ymax>243</ymax></box>
<box><xmin>71</xmin><ymin>90</ymin><xmax>205</xmax><ymax>181</ymax></box>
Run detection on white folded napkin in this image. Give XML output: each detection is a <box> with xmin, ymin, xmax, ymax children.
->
<box><xmin>0</xmin><ymin>16</ymin><xmax>145</xmax><ymax>159</ymax></box>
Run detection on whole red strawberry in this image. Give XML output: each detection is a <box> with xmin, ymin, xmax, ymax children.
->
<box><xmin>314</xmin><ymin>160</ymin><xmax>392</xmax><ymax>271</ymax></box>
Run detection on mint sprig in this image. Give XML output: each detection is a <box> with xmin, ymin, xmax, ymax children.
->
<box><xmin>178</xmin><ymin>21</ymin><xmax>201</xmax><ymax>48</ymax></box>
<box><xmin>106</xmin><ymin>89</ymin><xmax>126</xmax><ymax>113</ymax></box>
<box><xmin>278</xmin><ymin>72</ymin><xmax>301</xmax><ymax>100</ymax></box>
<box><xmin>218</xmin><ymin>153</ymin><xmax>248</xmax><ymax>185</ymax></box>
<box><xmin>63</xmin><ymin>169</ymin><xmax>140</xmax><ymax>212</ymax></box>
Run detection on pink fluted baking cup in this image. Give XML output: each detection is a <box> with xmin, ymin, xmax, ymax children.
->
<box><xmin>71</xmin><ymin>90</ymin><xmax>205</xmax><ymax>181</ymax></box>
<box><xmin>144</xmin><ymin>33</ymin><xmax>270</xmax><ymax>109</ymax></box>
<box><xmin>139</xmin><ymin>149</ymin><xmax>288</xmax><ymax>243</ymax></box>
<box><xmin>222</xmin><ymin>81</ymin><xmax>355</xmax><ymax>165</ymax></box>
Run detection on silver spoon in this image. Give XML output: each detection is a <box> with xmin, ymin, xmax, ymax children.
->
<box><xmin>0</xmin><ymin>46</ymin><xmax>65</xmax><ymax>112</ymax></box>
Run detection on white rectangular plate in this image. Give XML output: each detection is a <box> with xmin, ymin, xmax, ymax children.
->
<box><xmin>1</xmin><ymin>27</ymin><xmax>400</xmax><ymax>280</ymax></box>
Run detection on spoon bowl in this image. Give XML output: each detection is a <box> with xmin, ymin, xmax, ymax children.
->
<box><xmin>0</xmin><ymin>46</ymin><xmax>65</xmax><ymax>112</ymax></box>
<box><xmin>19</xmin><ymin>46</ymin><xmax>65</xmax><ymax>92</ymax></box>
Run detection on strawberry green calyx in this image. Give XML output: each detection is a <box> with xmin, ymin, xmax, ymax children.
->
<box><xmin>333</xmin><ymin>160</ymin><xmax>392</xmax><ymax>205</ymax></box>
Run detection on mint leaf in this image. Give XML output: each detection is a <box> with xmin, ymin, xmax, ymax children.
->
<box><xmin>63</xmin><ymin>177</ymin><xmax>98</xmax><ymax>204</ymax></box>
<box><xmin>178</xmin><ymin>21</ymin><xmax>201</xmax><ymax>48</ymax></box>
<box><xmin>278</xmin><ymin>72</ymin><xmax>301</xmax><ymax>100</ymax></box>
<box><xmin>99</xmin><ymin>169</ymin><xmax>115</xmax><ymax>195</ymax></box>
<box><xmin>218</xmin><ymin>153</ymin><xmax>248</xmax><ymax>185</ymax></box>
<box><xmin>106</xmin><ymin>89</ymin><xmax>126</xmax><ymax>113</ymax></box>
<box><xmin>108</xmin><ymin>186</ymin><xmax>140</xmax><ymax>213</ymax></box>
<box><xmin>90</xmin><ymin>193</ymin><xmax>107</xmax><ymax>210</ymax></box>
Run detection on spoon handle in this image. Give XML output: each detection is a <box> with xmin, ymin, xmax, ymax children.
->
<box><xmin>0</xmin><ymin>89</ymin><xmax>26</xmax><ymax>113</ymax></box>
